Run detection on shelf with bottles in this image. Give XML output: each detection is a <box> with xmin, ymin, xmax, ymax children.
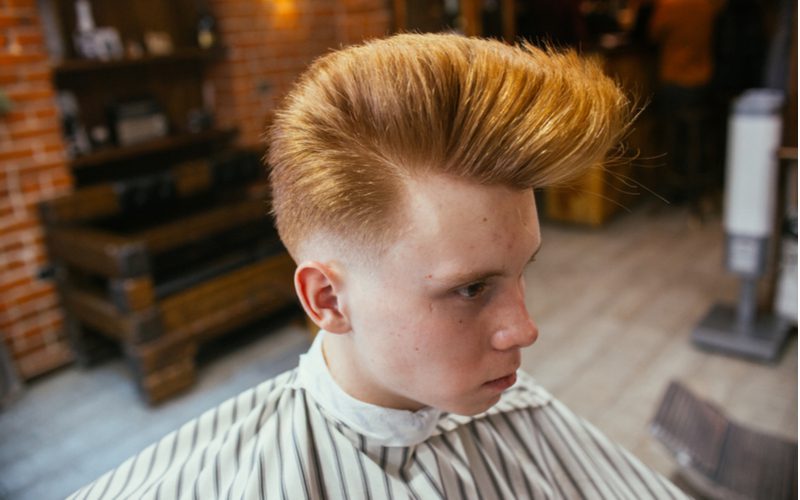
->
<box><xmin>68</xmin><ymin>128</ymin><xmax>238</xmax><ymax>170</ymax></box>
<box><xmin>40</xmin><ymin>0</ymin><xmax>220</xmax><ymax>69</ymax></box>
<box><xmin>52</xmin><ymin>46</ymin><xmax>225</xmax><ymax>77</ymax></box>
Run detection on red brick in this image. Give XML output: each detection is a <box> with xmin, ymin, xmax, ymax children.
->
<box><xmin>20</xmin><ymin>178</ymin><xmax>40</xmax><ymax>195</ymax></box>
<box><xmin>50</xmin><ymin>172</ymin><xmax>72</xmax><ymax>189</ymax></box>
<box><xmin>3</xmin><ymin>296</ymin><xmax>59</xmax><ymax>326</ymax></box>
<box><xmin>10</xmin><ymin>337</ymin><xmax>37</xmax><ymax>358</ymax></box>
<box><xmin>7</xmin><ymin>300</ymin><xmax>61</xmax><ymax>328</ymax></box>
<box><xmin>5</xmin><ymin>86</ymin><xmax>53</xmax><ymax>103</ymax></box>
<box><xmin>42</xmin><ymin>140</ymin><xmax>66</xmax><ymax>154</ymax></box>
<box><xmin>19</xmin><ymin>320</ymin><xmax>46</xmax><ymax>340</ymax></box>
<box><xmin>12</xmin><ymin>311</ymin><xmax>63</xmax><ymax>342</ymax></box>
<box><xmin>0</xmin><ymin>234</ymin><xmax>25</xmax><ymax>252</ymax></box>
<box><xmin>15</xmin><ymin>159</ymin><xmax>66</xmax><ymax>176</ymax></box>
<box><xmin>0</xmin><ymin>71</ymin><xmax>19</xmax><ymax>85</ymax></box>
<box><xmin>10</xmin><ymin>125</ymin><xmax>60</xmax><ymax>141</ymax></box>
<box><xmin>0</xmin><ymin>203</ymin><xmax>13</xmax><ymax>220</ymax></box>
<box><xmin>22</xmin><ymin>67</ymin><xmax>50</xmax><ymax>82</ymax></box>
<box><xmin>33</xmin><ymin>107</ymin><xmax>57</xmax><ymax>119</ymax></box>
<box><xmin>0</xmin><ymin>216</ymin><xmax>36</xmax><ymax>235</ymax></box>
<box><xmin>0</xmin><ymin>146</ymin><xmax>34</xmax><ymax>162</ymax></box>
<box><xmin>40</xmin><ymin>306</ymin><xmax>64</xmax><ymax>322</ymax></box>
<box><xmin>6</xmin><ymin>0</ymin><xmax>37</xmax><ymax>8</ymax></box>
<box><xmin>0</xmin><ymin>14</ymin><xmax>26</xmax><ymax>29</ymax></box>
<box><xmin>15</xmin><ymin>31</ymin><xmax>43</xmax><ymax>47</ymax></box>
<box><xmin>4</xmin><ymin>258</ymin><xmax>25</xmax><ymax>272</ymax></box>
<box><xmin>0</xmin><ymin>52</ymin><xmax>46</xmax><ymax>65</ymax></box>
<box><xmin>11</xmin><ymin>343</ymin><xmax>44</xmax><ymax>362</ymax></box>
<box><xmin>34</xmin><ymin>252</ymin><xmax>48</xmax><ymax>266</ymax></box>
<box><xmin>0</xmin><ymin>274</ymin><xmax>33</xmax><ymax>295</ymax></box>
<box><xmin>0</xmin><ymin>110</ymin><xmax>29</xmax><ymax>124</ymax></box>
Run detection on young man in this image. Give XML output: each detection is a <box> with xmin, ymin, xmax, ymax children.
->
<box><xmin>69</xmin><ymin>34</ymin><xmax>687</xmax><ymax>499</ymax></box>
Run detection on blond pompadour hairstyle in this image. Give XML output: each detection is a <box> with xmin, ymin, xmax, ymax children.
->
<box><xmin>268</xmin><ymin>33</ymin><xmax>630</xmax><ymax>259</ymax></box>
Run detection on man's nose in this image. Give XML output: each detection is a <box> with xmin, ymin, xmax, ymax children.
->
<box><xmin>490</xmin><ymin>288</ymin><xmax>539</xmax><ymax>351</ymax></box>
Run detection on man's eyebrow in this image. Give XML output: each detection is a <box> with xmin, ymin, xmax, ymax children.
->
<box><xmin>433</xmin><ymin>241</ymin><xmax>543</xmax><ymax>287</ymax></box>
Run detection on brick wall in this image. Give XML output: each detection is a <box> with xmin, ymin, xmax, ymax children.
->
<box><xmin>209</xmin><ymin>0</ymin><xmax>391</xmax><ymax>146</ymax></box>
<box><xmin>0</xmin><ymin>0</ymin><xmax>390</xmax><ymax>380</ymax></box>
<box><xmin>0</xmin><ymin>0</ymin><xmax>74</xmax><ymax>379</ymax></box>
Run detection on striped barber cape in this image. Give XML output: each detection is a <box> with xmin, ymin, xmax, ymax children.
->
<box><xmin>68</xmin><ymin>332</ymin><xmax>688</xmax><ymax>500</ymax></box>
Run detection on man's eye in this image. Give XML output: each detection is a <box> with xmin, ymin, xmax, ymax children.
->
<box><xmin>456</xmin><ymin>282</ymin><xmax>487</xmax><ymax>299</ymax></box>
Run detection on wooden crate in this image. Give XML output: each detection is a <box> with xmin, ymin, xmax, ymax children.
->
<box><xmin>544</xmin><ymin>161</ymin><xmax>638</xmax><ymax>227</ymax></box>
<box><xmin>544</xmin><ymin>45</ymin><xmax>659</xmax><ymax>227</ymax></box>
<box><xmin>41</xmin><ymin>152</ymin><xmax>299</xmax><ymax>404</ymax></box>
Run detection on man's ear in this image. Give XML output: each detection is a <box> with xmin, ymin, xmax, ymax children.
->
<box><xmin>294</xmin><ymin>262</ymin><xmax>351</xmax><ymax>334</ymax></box>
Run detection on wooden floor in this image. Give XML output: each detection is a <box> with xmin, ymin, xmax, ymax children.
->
<box><xmin>0</xmin><ymin>316</ymin><xmax>313</xmax><ymax>500</ymax></box>
<box><xmin>523</xmin><ymin>203</ymin><xmax>798</xmax><ymax>491</ymax></box>
<box><xmin>0</xmin><ymin>203</ymin><xmax>796</xmax><ymax>499</ymax></box>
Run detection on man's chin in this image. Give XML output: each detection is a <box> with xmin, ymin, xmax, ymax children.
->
<box><xmin>442</xmin><ymin>394</ymin><xmax>502</xmax><ymax>417</ymax></box>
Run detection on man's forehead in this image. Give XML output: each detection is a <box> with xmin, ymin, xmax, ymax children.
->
<box><xmin>384</xmin><ymin>174</ymin><xmax>540</xmax><ymax>273</ymax></box>
<box><xmin>398</xmin><ymin>174</ymin><xmax>536</xmax><ymax>228</ymax></box>
<box><xmin>297</xmin><ymin>175</ymin><xmax>539</xmax><ymax>280</ymax></box>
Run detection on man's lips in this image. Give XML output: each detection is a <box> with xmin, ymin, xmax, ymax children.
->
<box><xmin>483</xmin><ymin>372</ymin><xmax>517</xmax><ymax>391</ymax></box>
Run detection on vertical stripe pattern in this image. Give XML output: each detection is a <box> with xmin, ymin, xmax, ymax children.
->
<box><xmin>68</xmin><ymin>369</ymin><xmax>689</xmax><ymax>500</ymax></box>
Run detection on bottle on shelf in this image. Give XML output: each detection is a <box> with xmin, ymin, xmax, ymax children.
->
<box><xmin>197</xmin><ymin>12</ymin><xmax>218</xmax><ymax>50</ymax></box>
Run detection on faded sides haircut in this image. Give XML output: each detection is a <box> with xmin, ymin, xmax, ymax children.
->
<box><xmin>268</xmin><ymin>33</ymin><xmax>631</xmax><ymax>259</ymax></box>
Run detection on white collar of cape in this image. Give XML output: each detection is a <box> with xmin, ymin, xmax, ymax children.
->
<box><xmin>292</xmin><ymin>329</ymin><xmax>551</xmax><ymax>447</ymax></box>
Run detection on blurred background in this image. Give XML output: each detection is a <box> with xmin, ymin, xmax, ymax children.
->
<box><xmin>0</xmin><ymin>0</ymin><xmax>796</xmax><ymax>498</ymax></box>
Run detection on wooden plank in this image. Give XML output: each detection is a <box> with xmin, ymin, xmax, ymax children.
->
<box><xmin>501</xmin><ymin>0</ymin><xmax>515</xmax><ymax>41</ymax></box>
<box><xmin>138</xmin><ymin>358</ymin><xmax>196</xmax><ymax>405</ymax></box>
<box><xmin>461</xmin><ymin>0</ymin><xmax>482</xmax><ymax>36</ymax></box>
<box><xmin>159</xmin><ymin>253</ymin><xmax>295</xmax><ymax>334</ymax></box>
<box><xmin>39</xmin><ymin>184</ymin><xmax>119</xmax><ymax>225</ymax></box>
<box><xmin>66</xmin><ymin>286</ymin><xmax>126</xmax><ymax>339</ymax></box>
<box><xmin>125</xmin><ymin>335</ymin><xmax>197</xmax><ymax>374</ymax></box>
<box><xmin>544</xmin><ymin>163</ymin><xmax>633</xmax><ymax>227</ymax></box>
<box><xmin>47</xmin><ymin>227</ymin><xmax>149</xmax><ymax>277</ymax></box>
<box><xmin>172</xmin><ymin>159</ymin><xmax>213</xmax><ymax>197</ymax></box>
<box><xmin>392</xmin><ymin>0</ymin><xmax>406</xmax><ymax>32</ymax></box>
<box><xmin>138</xmin><ymin>198</ymin><xmax>266</xmax><ymax>253</ymax></box>
<box><xmin>65</xmin><ymin>286</ymin><xmax>161</xmax><ymax>342</ymax></box>
<box><xmin>68</xmin><ymin>129</ymin><xmax>237</xmax><ymax>170</ymax></box>
<box><xmin>64</xmin><ymin>316</ymin><xmax>120</xmax><ymax>367</ymax></box>
<box><xmin>41</xmin><ymin>158</ymin><xmax>214</xmax><ymax>224</ymax></box>
<box><xmin>46</xmin><ymin>197</ymin><xmax>267</xmax><ymax>279</ymax></box>
<box><xmin>109</xmin><ymin>276</ymin><xmax>156</xmax><ymax>312</ymax></box>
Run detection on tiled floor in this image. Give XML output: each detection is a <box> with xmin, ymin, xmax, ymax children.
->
<box><xmin>1</xmin><ymin>203</ymin><xmax>796</xmax><ymax>499</ymax></box>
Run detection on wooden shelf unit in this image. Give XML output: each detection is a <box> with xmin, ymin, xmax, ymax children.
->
<box><xmin>41</xmin><ymin>0</ymin><xmax>298</xmax><ymax>404</ymax></box>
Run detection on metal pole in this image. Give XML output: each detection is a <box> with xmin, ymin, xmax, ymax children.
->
<box><xmin>735</xmin><ymin>277</ymin><xmax>758</xmax><ymax>334</ymax></box>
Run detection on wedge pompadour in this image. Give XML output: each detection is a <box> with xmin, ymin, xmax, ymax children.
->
<box><xmin>268</xmin><ymin>33</ymin><xmax>630</xmax><ymax>258</ymax></box>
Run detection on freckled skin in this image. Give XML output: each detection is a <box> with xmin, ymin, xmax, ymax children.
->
<box><xmin>323</xmin><ymin>174</ymin><xmax>541</xmax><ymax>416</ymax></box>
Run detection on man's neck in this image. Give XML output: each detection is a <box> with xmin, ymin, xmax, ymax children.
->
<box><xmin>321</xmin><ymin>332</ymin><xmax>425</xmax><ymax>411</ymax></box>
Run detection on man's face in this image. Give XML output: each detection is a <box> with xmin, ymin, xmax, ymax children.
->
<box><xmin>337</xmin><ymin>174</ymin><xmax>541</xmax><ymax>416</ymax></box>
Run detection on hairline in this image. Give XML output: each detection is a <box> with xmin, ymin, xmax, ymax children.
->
<box><xmin>293</xmin><ymin>172</ymin><xmax>538</xmax><ymax>269</ymax></box>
